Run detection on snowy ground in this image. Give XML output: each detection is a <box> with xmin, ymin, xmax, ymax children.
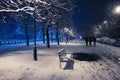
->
<box><xmin>0</xmin><ymin>40</ymin><xmax>120</xmax><ymax>80</ymax></box>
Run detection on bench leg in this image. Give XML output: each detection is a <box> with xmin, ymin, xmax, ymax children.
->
<box><xmin>60</xmin><ymin>62</ymin><xmax>62</xmax><ymax>69</ymax></box>
<box><xmin>60</xmin><ymin>62</ymin><xmax>61</xmax><ymax>69</ymax></box>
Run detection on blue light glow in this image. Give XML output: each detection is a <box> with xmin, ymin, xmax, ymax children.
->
<box><xmin>79</xmin><ymin>36</ymin><xmax>83</xmax><ymax>40</ymax></box>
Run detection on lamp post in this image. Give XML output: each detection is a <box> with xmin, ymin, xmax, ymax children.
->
<box><xmin>33</xmin><ymin>0</ymin><xmax>37</xmax><ymax>61</ymax></box>
<box><xmin>64</xmin><ymin>27</ymin><xmax>69</xmax><ymax>44</ymax></box>
<box><xmin>103</xmin><ymin>20</ymin><xmax>108</xmax><ymax>37</ymax></box>
<box><xmin>113</xmin><ymin>5</ymin><xmax>120</xmax><ymax>39</ymax></box>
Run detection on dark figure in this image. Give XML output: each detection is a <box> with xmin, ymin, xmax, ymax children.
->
<box><xmin>93</xmin><ymin>37</ymin><xmax>96</xmax><ymax>46</ymax></box>
<box><xmin>89</xmin><ymin>37</ymin><xmax>92</xmax><ymax>46</ymax></box>
<box><xmin>66</xmin><ymin>40</ymin><xmax>68</xmax><ymax>44</ymax></box>
<box><xmin>85</xmin><ymin>37</ymin><xmax>89</xmax><ymax>46</ymax></box>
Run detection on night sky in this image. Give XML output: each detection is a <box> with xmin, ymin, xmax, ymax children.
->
<box><xmin>73</xmin><ymin>0</ymin><xmax>114</xmax><ymax>32</ymax></box>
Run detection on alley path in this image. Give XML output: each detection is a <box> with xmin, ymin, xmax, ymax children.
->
<box><xmin>0</xmin><ymin>40</ymin><xmax>119</xmax><ymax>80</ymax></box>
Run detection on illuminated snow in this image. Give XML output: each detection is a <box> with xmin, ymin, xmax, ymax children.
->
<box><xmin>0</xmin><ymin>41</ymin><xmax>120</xmax><ymax>80</ymax></box>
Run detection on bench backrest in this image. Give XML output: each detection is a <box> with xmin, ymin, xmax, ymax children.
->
<box><xmin>57</xmin><ymin>48</ymin><xmax>66</xmax><ymax>58</ymax></box>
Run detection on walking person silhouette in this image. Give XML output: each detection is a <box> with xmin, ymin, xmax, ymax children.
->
<box><xmin>85</xmin><ymin>37</ymin><xmax>89</xmax><ymax>46</ymax></box>
<box><xmin>89</xmin><ymin>37</ymin><xmax>92</xmax><ymax>46</ymax></box>
<box><xmin>93</xmin><ymin>37</ymin><xmax>96</xmax><ymax>46</ymax></box>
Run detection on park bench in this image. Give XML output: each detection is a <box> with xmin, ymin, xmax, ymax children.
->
<box><xmin>57</xmin><ymin>48</ymin><xmax>73</xmax><ymax>69</ymax></box>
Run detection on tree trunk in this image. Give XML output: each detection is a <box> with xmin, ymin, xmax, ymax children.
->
<box><xmin>25</xmin><ymin>26</ymin><xmax>29</xmax><ymax>46</ymax></box>
<box><xmin>46</xmin><ymin>27</ymin><xmax>50</xmax><ymax>48</ymax></box>
<box><xmin>42</xmin><ymin>27</ymin><xmax>45</xmax><ymax>44</ymax></box>
<box><xmin>66</xmin><ymin>34</ymin><xmax>69</xmax><ymax>44</ymax></box>
<box><xmin>51</xmin><ymin>32</ymin><xmax>53</xmax><ymax>43</ymax></box>
<box><xmin>61</xmin><ymin>33</ymin><xmax>64</xmax><ymax>42</ymax></box>
<box><xmin>56</xmin><ymin>27</ymin><xmax>59</xmax><ymax>45</ymax></box>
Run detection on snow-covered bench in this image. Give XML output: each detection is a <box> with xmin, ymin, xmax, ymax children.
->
<box><xmin>57</xmin><ymin>48</ymin><xmax>73</xmax><ymax>69</ymax></box>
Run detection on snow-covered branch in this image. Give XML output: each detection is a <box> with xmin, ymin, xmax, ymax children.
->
<box><xmin>0</xmin><ymin>0</ymin><xmax>74</xmax><ymax>26</ymax></box>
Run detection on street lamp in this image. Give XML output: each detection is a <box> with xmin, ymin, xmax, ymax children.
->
<box><xmin>103</xmin><ymin>20</ymin><xmax>108</xmax><ymax>24</ymax></box>
<box><xmin>33</xmin><ymin>0</ymin><xmax>37</xmax><ymax>61</ymax></box>
<box><xmin>113</xmin><ymin>5</ymin><xmax>120</xmax><ymax>14</ymax></box>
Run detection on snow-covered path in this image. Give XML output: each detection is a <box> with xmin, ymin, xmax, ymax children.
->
<box><xmin>0</xmin><ymin>41</ymin><xmax>120</xmax><ymax>80</ymax></box>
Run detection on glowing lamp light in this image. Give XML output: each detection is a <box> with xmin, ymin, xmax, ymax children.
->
<box><xmin>64</xmin><ymin>27</ymin><xmax>69</xmax><ymax>32</ymax></box>
<box><xmin>103</xmin><ymin>20</ymin><xmax>108</xmax><ymax>24</ymax></box>
<box><xmin>114</xmin><ymin>5</ymin><xmax>120</xmax><ymax>14</ymax></box>
<box><xmin>118</xmin><ymin>57</ymin><xmax>120</xmax><ymax>60</ymax></box>
<box><xmin>79</xmin><ymin>36</ymin><xmax>83</xmax><ymax>40</ymax></box>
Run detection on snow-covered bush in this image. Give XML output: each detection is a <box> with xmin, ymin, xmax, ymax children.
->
<box><xmin>97</xmin><ymin>37</ymin><xmax>110</xmax><ymax>43</ymax></box>
<box><xmin>105</xmin><ymin>39</ymin><xmax>116</xmax><ymax>45</ymax></box>
<box><xmin>97</xmin><ymin>37</ymin><xmax>116</xmax><ymax>45</ymax></box>
<box><xmin>113</xmin><ymin>40</ymin><xmax>120</xmax><ymax>47</ymax></box>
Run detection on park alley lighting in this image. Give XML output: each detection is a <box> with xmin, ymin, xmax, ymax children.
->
<box><xmin>113</xmin><ymin>5</ymin><xmax>120</xmax><ymax>14</ymax></box>
<box><xmin>118</xmin><ymin>57</ymin><xmax>120</xmax><ymax>60</ymax></box>
<box><xmin>33</xmin><ymin>0</ymin><xmax>37</xmax><ymax>61</ymax></box>
<box><xmin>64</xmin><ymin>27</ymin><xmax>69</xmax><ymax>32</ymax></box>
<box><xmin>103</xmin><ymin>20</ymin><xmax>108</xmax><ymax>24</ymax></box>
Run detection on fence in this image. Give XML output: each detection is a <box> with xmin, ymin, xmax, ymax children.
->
<box><xmin>0</xmin><ymin>40</ymin><xmax>27</xmax><ymax>45</ymax></box>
